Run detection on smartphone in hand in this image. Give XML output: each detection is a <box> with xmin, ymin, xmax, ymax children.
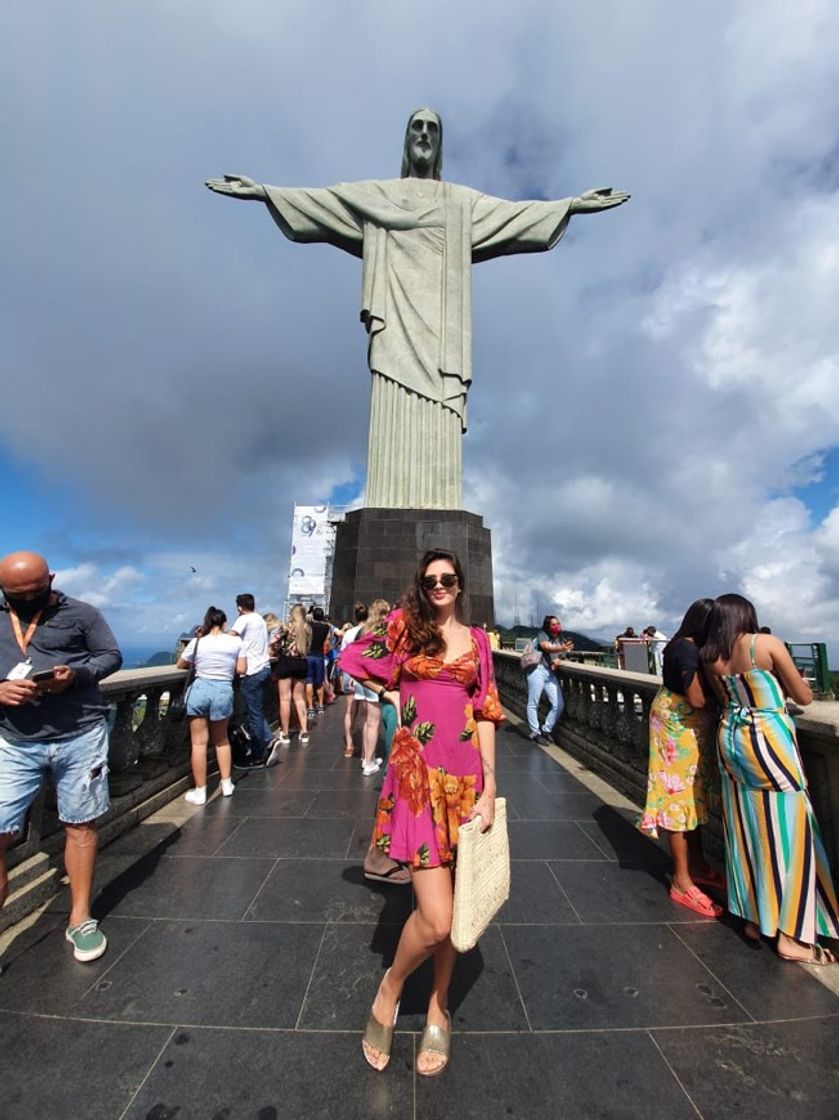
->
<box><xmin>31</xmin><ymin>668</ymin><xmax>57</xmax><ymax>683</ymax></box>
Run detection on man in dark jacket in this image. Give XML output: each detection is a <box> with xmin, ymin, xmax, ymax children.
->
<box><xmin>0</xmin><ymin>551</ymin><xmax>122</xmax><ymax>962</ymax></box>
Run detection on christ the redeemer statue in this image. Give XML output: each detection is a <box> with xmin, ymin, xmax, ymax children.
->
<box><xmin>207</xmin><ymin>109</ymin><xmax>628</xmax><ymax>509</ymax></box>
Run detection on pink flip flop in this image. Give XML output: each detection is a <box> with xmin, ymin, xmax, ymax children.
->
<box><xmin>669</xmin><ymin>885</ymin><xmax>723</xmax><ymax>918</ymax></box>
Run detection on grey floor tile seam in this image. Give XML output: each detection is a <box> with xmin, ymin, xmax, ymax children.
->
<box><xmin>5</xmin><ymin>1005</ymin><xmax>835</xmax><ymax>1033</ymax></box>
<box><xmin>344</xmin><ymin>823</ymin><xmax>361</xmax><ymax>859</ymax></box>
<box><xmin>241</xmin><ymin>857</ymin><xmax>282</xmax><ymax>921</ymax></box>
<box><xmin>571</xmin><ymin>820</ymin><xmax>620</xmax><ymax>859</ymax></box>
<box><xmin>646</xmin><ymin>1030</ymin><xmax>705</xmax><ymax>1119</ymax></box>
<box><xmin>544</xmin><ymin>860</ymin><xmax>585</xmax><ymax>924</ymax></box>
<box><xmin>497</xmin><ymin>925</ymin><xmax>534</xmax><ymax>1033</ymax></box>
<box><xmin>666</xmin><ymin>924</ymin><xmax>757</xmax><ymax>1023</ymax></box>
<box><xmin>411</xmin><ymin>1032</ymin><xmax>417</xmax><ymax>1120</ymax></box>
<box><xmin>78</xmin><ymin>920</ymin><xmax>154</xmax><ymax>1002</ymax></box>
<box><xmin>298</xmin><ymin>793</ymin><xmax>319</xmax><ymax>816</ymax></box>
<box><xmin>208</xmin><ymin>815</ymin><xmax>247</xmax><ymax>856</ymax></box>
<box><xmin>293</xmin><ymin>921</ymin><xmax>330</xmax><ymax>1030</ymax></box>
<box><xmin>115</xmin><ymin>1025</ymin><xmax>178</xmax><ymax>1120</ymax></box>
<box><xmin>241</xmin><ymin>917</ymin><xmax>411</xmax><ymax>926</ymax></box>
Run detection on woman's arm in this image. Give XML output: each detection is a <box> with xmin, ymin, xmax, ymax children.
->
<box><xmin>767</xmin><ymin>637</ymin><xmax>813</xmax><ymax>705</ymax></box>
<box><xmin>235</xmin><ymin>656</ymin><xmax>247</xmax><ymax>676</ymax></box>
<box><xmin>469</xmin><ymin>720</ymin><xmax>497</xmax><ymax>831</ymax></box>
<box><xmin>684</xmin><ymin>673</ymin><xmax>706</xmax><ymax>709</ymax></box>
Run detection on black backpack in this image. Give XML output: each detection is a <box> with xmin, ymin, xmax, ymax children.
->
<box><xmin>229</xmin><ymin>723</ymin><xmax>253</xmax><ymax>766</ymax></box>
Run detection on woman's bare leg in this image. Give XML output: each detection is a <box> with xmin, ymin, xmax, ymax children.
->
<box><xmin>364</xmin><ymin>866</ymin><xmax>454</xmax><ymax>1069</ymax></box>
<box><xmin>189</xmin><ymin>717</ymin><xmax>209</xmax><ymax>788</ymax></box>
<box><xmin>209</xmin><ymin>718</ymin><xmax>232</xmax><ymax>781</ymax></box>
<box><xmin>278</xmin><ymin>679</ymin><xmax>292</xmax><ymax>734</ymax></box>
<box><xmin>686</xmin><ymin>827</ymin><xmax>715</xmax><ymax>877</ymax></box>
<box><xmin>343</xmin><ymin>695</ymin><xmax>359</xmax><ymax>753</ymax></box>
<box><xmin>292</xmin><ymin>680</ymin><xmax>308</xmax><ymax>733</ymax></box>
<box><xmin>666</xmin><ymin>830</ymin><xmax>696</xmax><ymax>894</ymax></box>
<box><xmin>362</xmin><ymin>702</ymin><xmax>381</xmax><ymax>766</ymax></box>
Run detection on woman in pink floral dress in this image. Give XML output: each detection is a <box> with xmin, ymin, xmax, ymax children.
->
<box><xmin>339</xmin><ymin>548</ymin><xmax>504</xmax><ymax>1078</ymax></box>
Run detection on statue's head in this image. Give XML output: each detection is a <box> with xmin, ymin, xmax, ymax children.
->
<box><xmin>401</xmin><ymin>108</ymin><xmax>443</xmax><ymax>179</ymax></box>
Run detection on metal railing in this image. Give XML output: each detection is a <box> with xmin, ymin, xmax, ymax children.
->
<box><xmin>786</xmin><ymin>643</ymin><xmax>834</xmax><ymax>699</ymax></box>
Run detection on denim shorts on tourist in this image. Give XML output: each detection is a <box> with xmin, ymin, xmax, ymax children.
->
<box><xmin>306</xmin><ymin>655</ymin><xmax>325</xmax><ymax>687</ymax></box>
<box><xmin>0</xmin><ymin>719</ymin><xmax>111</xmax><ymax>833</ymax></box>
<box><xmin>186</xmin><ymin>677</ymin><xmax>234</xmax><ymax>721</ymax></box>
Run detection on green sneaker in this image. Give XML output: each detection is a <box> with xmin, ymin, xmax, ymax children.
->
<box><xmin>65</xmin><ymin>919</ymin><xmax>107</xmax><ymax>962</ymax></box>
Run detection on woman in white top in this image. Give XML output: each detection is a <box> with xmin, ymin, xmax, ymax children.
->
<box><xmin>177</xmin><ymin>605</ymin><xmax>246</xmax><ymax>805</ymax></box>
<box><xmin>355</xmin><ymin>599</ymin><xmax>390</xmax><ymax>776</ymax></box>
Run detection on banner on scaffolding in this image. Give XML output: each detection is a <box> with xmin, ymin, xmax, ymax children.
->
<box><xmin>288</xmin><ymin>504</ymin><xmax>330</xmax><ymax>598</ymax></box>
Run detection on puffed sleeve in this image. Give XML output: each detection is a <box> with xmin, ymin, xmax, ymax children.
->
<box><xmin>673</xmin><ymin>639</ymin><xmax>700</xmax><ymax>692</ymax></box>
<box><xmin>472</xmin><ymin>628</ymin><xmax>505</xmax><ymax>725</ymax></box>
<box><xmin>337</xmin><ymin>609</ymin><xmax>408</xmax><ymax>689</ymax></box>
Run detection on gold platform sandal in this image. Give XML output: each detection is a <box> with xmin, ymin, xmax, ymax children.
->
<box><xmin>362</xmin><ymin>969</ymin><xmax>400</xmax><ymax>1071</ymax></box>
<box><xmin>417</xmin><ymin>1010</ymin><xmax>452</xmax><ymax>1077</ymax></box>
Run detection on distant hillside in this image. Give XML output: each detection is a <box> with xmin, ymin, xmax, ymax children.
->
<box><xmin>144</xmin><ymin>651</ymin><xmax>176</xmax><ymax>667</ymax></box>
<box><xmin>498</xmin><ymin>625</ymin><xmax>608</xmax><ymax>652</ymax></box>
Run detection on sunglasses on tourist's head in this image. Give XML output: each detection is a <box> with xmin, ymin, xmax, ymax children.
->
<box><xmin>421</xmin><ymin>573</ymin><xmax>459</xmax><ymax>590</ymax></box>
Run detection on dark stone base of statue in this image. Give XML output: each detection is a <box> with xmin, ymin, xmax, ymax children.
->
<box><xmin>329</xmin><ymin>508</ymin><xmax>494</xmax><ymax>626</ymax></box>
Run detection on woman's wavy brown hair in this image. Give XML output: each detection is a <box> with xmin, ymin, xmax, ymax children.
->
<box><xmin>402</xmin><ymin>548</ymin><xmax>466</xmax><ymax>655</ymax></box>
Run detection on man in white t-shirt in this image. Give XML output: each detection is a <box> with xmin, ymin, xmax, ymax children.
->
<box><xmin>643</xmin><ymin>625</ymin><xmax>668</xmax><ymax>675</ymax></box>
<box><xmin>229</xmin><ymin>593</ymin><xmax>272</xmax><ymax>767</ymax></box>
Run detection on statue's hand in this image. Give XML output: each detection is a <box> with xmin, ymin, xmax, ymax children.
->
<box><xmin>205</xmin><ymin>174</ymin><xmax>267</xmax><ymax>201</ymax></box>
<box><xmin>570</xmin><ymin>187</ymin><xmax>630</xmax><ymax>214</ymax></box>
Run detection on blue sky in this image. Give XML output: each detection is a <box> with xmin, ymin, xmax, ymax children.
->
<box><xmin>2</xmin><ymin>1</ymin><xmax>839</xmax><ymax>662</ymax></box>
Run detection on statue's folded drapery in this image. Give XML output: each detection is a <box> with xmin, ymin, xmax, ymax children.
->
<box><xmin>263</xmin><ymin>178</ymin><xmax>572</xmax><ymax>508</ymax></box>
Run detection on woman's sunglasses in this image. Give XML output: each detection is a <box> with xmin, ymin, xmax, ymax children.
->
<box><xmin>421</xmin><ymin>573</ymin><xmax>459</xmax><ymax>590</ymax></box>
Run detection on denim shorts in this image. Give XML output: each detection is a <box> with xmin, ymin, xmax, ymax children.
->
<box><xmin>0</xmin><ymin>719</ymin><xmax>111</xmax><ymax>833</ymax></box>
<box><xmin>306</xmin><ymin>655</ymin><xmax>325</xmax><ymax>686</ymax></box>
<box><xmin>186</xmin><ymin>677</ymin><xmax>234</xmax><ymax>721</ymax></box>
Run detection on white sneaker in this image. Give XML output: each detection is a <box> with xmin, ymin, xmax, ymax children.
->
<box><xmin>220</xmin><ymin>778</ymin><xmax>235</xmax><ymax>797</ymax></box>
<box><xmin>298</xmin><ymin>732</ymin><xmax>310</xmax><ymax>745</ymax></box>
<box><xmin>185</xmin><ymin>787</ymin><xmax>207</xmax><ymax>805</ymax></box>
<box><xmin>362</xmin><ymin>759</ymin><xmax>382</xmax><ymax>776</ymax></box>
<box><xmin>265</xmin><ymin>740</ymin><xmax>282</xmax><ymax>768</ymax></box>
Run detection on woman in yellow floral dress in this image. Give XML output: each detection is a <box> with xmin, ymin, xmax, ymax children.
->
<box><xmin>339</xmin><ymin>548</ymin><xmax>504</xmax><ymax>1078</ymax></box>
<box><xmin>638</xmin><ymin>598</ymin><xmax>724</xmax><ymax>918</ymax></box>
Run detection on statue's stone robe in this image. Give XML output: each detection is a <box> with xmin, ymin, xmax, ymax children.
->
<box><xmin>263</xmin><ymin>178</ymin><xmax>571</xmax><ymax>508</ymax></box>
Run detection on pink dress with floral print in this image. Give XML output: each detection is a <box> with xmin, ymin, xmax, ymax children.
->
<box><xmin>338</xmin><ymin>612</ymin><xmax>505</xmax><ymax>869</ymax></box>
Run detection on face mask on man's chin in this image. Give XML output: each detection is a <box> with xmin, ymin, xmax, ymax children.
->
<box><xmin>3</xmin><ymin>587</ymin><xmax>52</xmax><ymax>620</ymax></box>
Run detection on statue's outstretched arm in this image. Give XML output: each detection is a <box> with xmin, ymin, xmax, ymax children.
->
<box><xmin>569</xmin><ymin>187</ymin><xmax>630</xmax><ymax>215</ymax></box>
<box><xmin>205</xmin><ymin>174</ymin><xmax>268</xmax><ymax>201</ymax></box>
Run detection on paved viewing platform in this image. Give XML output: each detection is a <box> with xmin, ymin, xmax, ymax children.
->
<box><xmin>2</xmin><ymin>704</ymin><xmax>837</xmax><ymax>1119</ymax></box>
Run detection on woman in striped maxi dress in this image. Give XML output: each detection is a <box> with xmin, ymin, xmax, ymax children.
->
<box><xmin>703</xmin><ymin>594</ymin><xmax>839</xmax><ymax>964</ymax></box>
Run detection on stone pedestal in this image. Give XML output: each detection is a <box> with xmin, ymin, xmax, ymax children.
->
<box><xmin>329</xmin><ymin>508</ymin><xmax>494</xmax><ymax>626</ymax></box>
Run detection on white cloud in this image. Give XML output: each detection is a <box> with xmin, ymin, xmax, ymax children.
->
<box><xmin>3</xmin><ymin>1</ymin><xmax>839</xmax><ymax>659</ymax></box>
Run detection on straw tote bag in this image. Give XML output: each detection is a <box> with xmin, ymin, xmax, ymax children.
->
<box><xmin>451</xmin><ymin>797</ymin><xmax>510</xmax><ymax>952</ymax></box>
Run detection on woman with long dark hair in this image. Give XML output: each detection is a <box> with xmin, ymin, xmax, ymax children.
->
<box><xmin>703</xmin><ymin>593</ymin><xmax>839</xmax><ymax>963</ymax></box>
<box><xmin>639</xmin><ymin>599</ymin><xmax>723</xmax><ymax>917</ymax></box>
<box><xmin>177</xmin><ymin>606</ymin><xmax>247</xmax><ymax>804</ymax></box>
<box><xmin>339</xmin><ymin>548</ymin><xmax>504</xmax><ymax>1076</ymax></box>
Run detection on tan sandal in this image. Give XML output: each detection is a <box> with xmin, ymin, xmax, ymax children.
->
<box><xmin>362</xmin><ymin>969</ymin><xmax>400</xmax><ymax>1071</ymax></box>
<box><xmin>778</xmin><ymin>943</ymin><xmax>836</xmax><ymax>966</ymax></box>
<box><xmin>417</xmin><ymin>1010</ymin><xmax>451</xmax><ymax>1077</ymax></box>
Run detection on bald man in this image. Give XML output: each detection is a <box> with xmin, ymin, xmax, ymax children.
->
<box><xmin>0</xmin><ymin>551</ymin><xmax>122</xmax><ymax>962</ymax></box>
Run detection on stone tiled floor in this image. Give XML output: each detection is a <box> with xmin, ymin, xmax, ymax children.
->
<box><xmin>1</xmin><ymin>707</ymin><xmax>837</xmax><ymax>1119</ymax></box>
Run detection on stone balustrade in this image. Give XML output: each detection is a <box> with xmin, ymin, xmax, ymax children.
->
<box><xmin>2</xmin><ymin>666</ymin><xmax>278</xmax><ymax>932</ymax></box>
<box><xmin>493</xmin><ymin>650</ymin><xmax>839</xmax><ymax>873</ymax></box>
